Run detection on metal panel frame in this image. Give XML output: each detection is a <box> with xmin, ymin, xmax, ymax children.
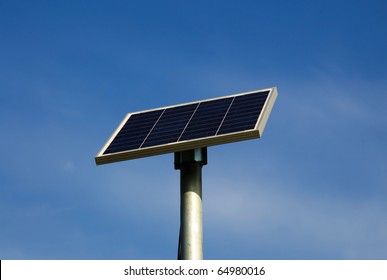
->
<box><xmin>95</xmin><ymin>87</ymin><xmax>277</xmax><ymax>165</ymax></box>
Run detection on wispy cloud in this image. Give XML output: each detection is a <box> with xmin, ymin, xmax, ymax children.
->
<box><xmin>63</xmin><ymin>161</ymin><xmax>75</xmax><ymax>171</ymax></box>
<box><xmin>204</xmin><ymin>175</ymin><xmax>387</xmax><ymax>259</ymax></box>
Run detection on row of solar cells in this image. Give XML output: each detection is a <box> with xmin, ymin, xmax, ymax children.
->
<box><xmin>104</xmin><ymin>91</ymin><xmax>269</xmax><ymax>154</ymax></box>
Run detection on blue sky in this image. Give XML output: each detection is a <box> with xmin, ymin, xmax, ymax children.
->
<box><xmin>1</xmin><ymin>0</ymin><xmax>386</xmax><ymax>260</ymax></box>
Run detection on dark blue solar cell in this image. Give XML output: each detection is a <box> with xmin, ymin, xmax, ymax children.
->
<box><xmin>179</xmin><ymin>97</ymin><xmax>233</xmax><ymax>141</ymax></box>
<box><xmin>104</xmin><ymin>109</ymin><xmax>163</xmax><ymax>154</ymax></box>
<box><xmin>141</xmin><ymin>103</ymin><xmax>198</xmax><ymax>148</ymax></box>
<box><xmin>217</xmin><ymin>91</ymin><xmax>269</xmax><ymax>135</ymax></box>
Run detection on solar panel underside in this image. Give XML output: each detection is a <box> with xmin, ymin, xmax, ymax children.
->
<box><xmin>96</xmin><ymin>87</ymin><xmax>277</xmax><ymax>164</ymax></box>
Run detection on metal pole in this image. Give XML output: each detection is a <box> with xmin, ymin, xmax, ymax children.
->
<box><xmin>175</xmin><ymin>148</ymin><xmax>207</xmax><ymax>260</ymax></box>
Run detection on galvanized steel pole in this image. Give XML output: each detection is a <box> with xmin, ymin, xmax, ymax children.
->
<box><xmin>175</xmin><ymin>148</ymin><xmax>207</xmax><ymax>260</ymax></box>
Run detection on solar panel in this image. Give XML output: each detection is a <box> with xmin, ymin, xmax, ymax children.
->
<box><xmin>95</xmin><ymin>87</ymin><xmax>277</xmax><ymax>165</ymax></box>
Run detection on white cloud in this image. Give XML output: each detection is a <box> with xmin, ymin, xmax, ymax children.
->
<box><xmin>203</xmin><ymin>175</ymin><xmax>387</xmax><ymax>259</ymax></box>
<box><xmin>286</xmin><ymin>75</ymin><xmax>387</xmax><ymax>126</ymax></box>
<box><xmin>63</xmin><ymin>161</ymin><xmax>75</xmax><ymax>171</ymax></box>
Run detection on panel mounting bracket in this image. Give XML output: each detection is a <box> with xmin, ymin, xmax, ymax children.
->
<box><xmin>174</xmin><ymin>148</ymin><xmax>208</xmax><ymax>170</ymax></box>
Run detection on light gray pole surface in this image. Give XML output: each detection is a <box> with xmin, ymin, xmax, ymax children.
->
<box><xmin>180</xmin><ymin>161</ymin><xmax>203</xmax><ymax>259</ymax></box>
<box><xmin>175</xmin><ymin>148</ymin><xmax>207</xmax><ymax>260</ymax></box>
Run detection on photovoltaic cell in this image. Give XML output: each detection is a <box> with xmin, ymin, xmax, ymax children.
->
<box><xmin>179</xmin><ymin>97</ymin><xmax>233</xmax><ymax>141</ymax></box>
<box><xmin>104</xmin><ymin>109</ymin><xmax>163</xmax><ymax>154</ymax></box>
<box><xmin>142</xmin><ymin>103</ymin><xmax>198</xmax><ymax>148</ymax></box>
<box><xmin>96</xmin><ymin>87</ymin><xmax>277</xmax><ymax>164</ymax></box>
<box><xmin>217</xmin><ymin>91</ymin><xmax>269</xmax><ymax>135</ymax></box>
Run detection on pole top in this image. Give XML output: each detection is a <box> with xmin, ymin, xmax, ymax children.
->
<box><xmin>174</xmin><ymin>148</ymin><xmax>207</xmax><ymax>170</ymax></box>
